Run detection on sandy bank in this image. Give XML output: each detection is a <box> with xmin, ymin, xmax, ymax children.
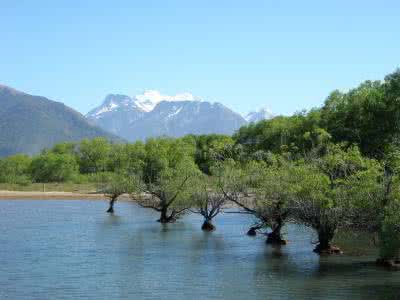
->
<box><xmin>0</xmin><ymin>190</ymin><xmax>132</xmax><ymax>200</ymax></box>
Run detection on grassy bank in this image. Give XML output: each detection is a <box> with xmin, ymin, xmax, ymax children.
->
<box><xmin>0</xmin><ymin>183</ymin><xmax>98</xmax><ymax>193</ymax></box>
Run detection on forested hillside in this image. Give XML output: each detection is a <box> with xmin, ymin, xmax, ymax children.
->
<box><xmin>235</xmin><ymin>69</ymin><xmax>400</xmax><ymax>158</ymax></box>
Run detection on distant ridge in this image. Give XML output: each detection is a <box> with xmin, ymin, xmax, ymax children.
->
<box><xmin>0</xmin><ymin>85</ymin><xmax>121</xmax><ymax>156</ymax></box>
<box><xmin>86</xmin><ymin>91</ymin><xmax>272</xmax><ymax>141</ymax></box>
<box><xmin>244</xmin><ymin>107</ymin><xmax>274</xmax><ymax>123</ymax></box>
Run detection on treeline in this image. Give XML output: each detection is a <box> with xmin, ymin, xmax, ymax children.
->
<box><xmin>1</xmin><ymin>69</ymin><xmax>400</xmax><ymax>267</ymax></box>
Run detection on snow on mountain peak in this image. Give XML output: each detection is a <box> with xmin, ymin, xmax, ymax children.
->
<box><xmin>87</xmin><ymin>90</ymin><xmax>203</xmax><ymax>119</ymax></box>
<box><xmin>87</xmin><ymin>94</ymin><xmax>135</xmax><ymax>119</ymax></box>
<box><xmin>134</xmin><ymin>90</ymin><xmax>201</xmax><ymax>112</ymax></box>
<box><xmin>244</xmin><ymin>106</ymin><xmax>274</xmax><ymax>122</ymax></box>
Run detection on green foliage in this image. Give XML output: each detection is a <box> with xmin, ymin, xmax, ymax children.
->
<box><xmin>190</xmin><ymin>134</ymin><xmax>234</xmax><ymax>174</ymax></box>
<box><xmin>234</xmin><ymin>109</ymin><xmax>326</xmax><ymax>156</ymax></box>
<box><xmin>151</xmin><ymin>158</ymin><xmax>200</xmax><ymax>207</ymax></box>
<box><xmin>142</xmin><ymin>137</ymin><xmax>196</xmax><ymax>184</ymax></box>
<box><xmin>313</xmin><ymin>144</ymin><xmax>376</xmax><ymax>181</ymax></box>
<box><xmin>49</xmin><ymin>142</ymin><xmax>77</xmax><ymax>155</ymax></box>
<box><xmin>233</xmin><ymin>69</ymin><xmax>400</xmax><ymax>161</ymax></box>
<box><xmin>379</xmin><ymin>200</ymin><xmax>400</xmax><ymax>260</ymax></box>
<box><xmin>2</xmin><ymin>68</ymin><xmax>400</xmax><ymax>258</ymax></box>
<box><xmin>128</xmin><ymin>137</ymin><xmax>202</xmax><ymax>222</ymax></box>
<box><xmin>0</xmin><ymin>154</ymin><xmax>32</xmax><ymax>184</ymax></box>
<box><xmin>107</xmin><ymin>142</ymin><xmax>146</xmax><ymax>174</ymax></box>
<box><xmin>320</xmin><ymin>70</ymin><xmax>400</xmax><ymax>158</ymax></box>
<box><xmin>189</xmin><ymin>175</ymin><xmax>225</xmax><ymax>225</ymax></box>
<box><xmin>253</xmin><ymin>161</ymin><xmax>295</xmax><ymax>228</ymax></box>
<box><xmin>213</xmin><ymin>159</ymin><xmax>249</xmax><ymax>197</ymax></box>
<box><xmin>78</xmin><ymin>138</ymin><xmax>112</xmax><ymax>173</ymax></box>
<box><xmin>99</xmin><ymin>172</ymin><xmax>143</xmax><ymax>198</ymax></box>
<box><xmin>30</xmin><ymin>152</ymin><xmax>79</xmax><ymax>182</ymax></box>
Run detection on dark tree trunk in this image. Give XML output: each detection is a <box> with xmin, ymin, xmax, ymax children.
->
<box><xmin>157</xmin><ymin>207</ymin><xmax>174</xmax><ymax>223</ymax></box>
<box><xmin>376</xmin><ymin>258</ymin><xmax>400</xmax><ymax>270</ymax></box>
<box><xmin>158</xmin><ymin>207</ymin><xmax>168</xmax><ymax>223</ymax></box>
<box><xmin>106</xmin><ymin>198</ymin><xmax>116</xmax><ymax>213</ymax></box>
<box><xmin>201</xmin><ymin>219</ymin><xmax>215</xmax><ymax>231</ymax></box>
<box><xmin>247</xmin><ymin>227</ymin><xmax>257</xmax><ymax>236</ymax></box>
<box><xmin>247</xmin><ymin>225</ymin><xmax>262</xmax><ymax>236</ymax></box>
<box><xmin>313</xmin><ymin>226</ymin><xmax>342</xmax><ymax>254</ymax></box>
<box><xmin>266</xmin><ymin>219</ymin><xmax>286</xmax><ymax>245</ymax></box>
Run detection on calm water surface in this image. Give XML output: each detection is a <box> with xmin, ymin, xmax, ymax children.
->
<box><xmin>0</xmin><ymin>200</ymin><xmax>399</xmax><ymax>299</ymax></box>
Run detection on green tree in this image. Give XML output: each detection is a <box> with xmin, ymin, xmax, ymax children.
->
<box><xmin>291</xmin><ymin>145</ymin><xmax>380</xmax><ymax>254</ymax></box>
<box><xmin>78</xmin><ymin>137</ymin><xmax>111</xmax><ymax>173</ymax></box>
<box><xmin>234</xmin><ymin>109</ymin><xmax>324</xmax><ymax>156</ymax></box>
<box><xmin>132</xmin><ymin>138</ymin><xmax>200</xmax><ymax>223</ymax></box>
<box><xmin>134</xmin><ymin>158</ymin><xmax>200</xmax><ymax>223</ymax></box>
<box><xmin>0</xmin><ymin>154</ymin><xmax>32</xmax><ymax>184</ymax></box>
<box><xmin>99</xmin><ymin>172</ymin><xmax>143</xmax><ymax>213</ymax></box>
<box><xmin>190</xmin><ymin>175</ymin><xmax>225</xmax><ymax>231</ymax></box>
<box><xmin>253</xmin><ymin>161</ymin><xmax>295</xmax><ymax>244</ymax></box>
<box><xmin>215</xmin><ymin>160</ymin><xmax>271</xmax><ymax>236</ymax></box>
<box><xmin>50</xmin><ymin>142</ymin><xmax>77</xmax><ymax>156</ymax></box>
<box><xmin>107</xmin><ymin>142</ymin><xmax>146</xmax><ymax>174</ymax></box>
<box><xmin>30</xmin><ymin>153</ymin><xmax>79</xmax><ymax>182</ymax></box>
<box><xmin>191</xmin><ymin>134</ymin><xmax>234</xmax><ymax>174</ymax></box>
<box><xmin>289</xmin><ymin>164</ymin><xmax>344</xmax><ymax>254</ymax></box>
<box><xmin>378</xmin><ymin>200</ymin><xmax>400</xmax><ymax>265</ymax></box>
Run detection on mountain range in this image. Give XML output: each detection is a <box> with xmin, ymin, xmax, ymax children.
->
<box><xmin>0</xmin><ymin>85</ymin><xmax>120</xmax><ymax>156</ymax></box>
<box><xmin>86</xmin><ymin>90</ymin><xmax>272</xmax><ymax>141</ymax></box>
<box><xmin>0</xmin><ymin>85</ymin><xmax>273</xmax><ymax>156</ymax></box>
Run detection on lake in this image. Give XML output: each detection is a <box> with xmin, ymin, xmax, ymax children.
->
<box><xmin>0</xmin><ymin>200</ymin><xmax>399</xmax><ymax>299</ymax></box>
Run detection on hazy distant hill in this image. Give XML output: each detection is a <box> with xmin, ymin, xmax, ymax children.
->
<box><xmin>244</xmin><ymin>107</ymin><xmax>274</xmax><ymax>123</ymax></box>
<box><xmin>86</xmin><ymin>90</ymin><xmax>270</xmax><ymax>141</ymax></box>
<box><xmin>0</xmin><ymin>85</ymin><xmax>120</xmax><ymax>156</ymax></box>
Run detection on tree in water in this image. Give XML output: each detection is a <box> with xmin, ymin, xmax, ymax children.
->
<box><xmin>289</xmin><ymin>164</ymin><xmax>343</xmax><ymax>254</ymax></box>
<box><xmin>291</xmin><ymin>144</ymin><xmax>379</xmax><ymax>254</ymax></box>
<box><xmin>377</xmin><ymin>200</ymin><xmax>400</xmax><ymax>269</ymax></box>
<box><xmin>253</xmin><ymin>161</ymin><xmax>294</xmax><ymax>245</ymax></box>
<box><xmin>131</xmin><ymin>138</ymin><xmax>200</xmax><ymax>223</ymax></box>
<box><xmin>190</xmin><ymin>176</ymin><xmax>225</xmax><ymax>231</ymax></box>
<box><xmin>133</xmin><ymin>159</ymin><xmax>199</xmax><ymax>222</ymax></box>
<box><xmin>215</xmin><ymin>159</ymin><xmax>258</xmax><ymax>232</ymax></box>
<box><xmin>215</xmin><ymin>159</ymin><xmax>290</xmax><ymax>243</ymax></box>
<box><xmin>100</xmin><ymin>173</ymin><xmax>142</xmax><ymax>213</ymax></box>
<box><xmin>371</xmin><ymin>148</ymin><xmax>400</xmax><ymax>268</ymax></box>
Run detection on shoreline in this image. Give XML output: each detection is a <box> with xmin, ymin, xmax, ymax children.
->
<box><xmin>0</xmin><ymin>190</ymin><xmax>132</xmax><ymax>200</ymax></box>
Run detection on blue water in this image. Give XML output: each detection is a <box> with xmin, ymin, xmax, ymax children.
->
<box><xmin>0</xmin><ymin>200</ymin><xmax>399</xmax><ymax>299</ymax></box>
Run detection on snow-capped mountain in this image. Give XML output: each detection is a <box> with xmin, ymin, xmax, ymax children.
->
<box><xmin>86</xmin><ymin>94</ymin><xmax>146</xmax><ymax>139</ymax></box>
<box><xmin>134</xmin><ymin>90</ymin><xmax>201</xmax><ymax>112</ymax></box>
<box><xmin>244</xmin><ymin>107</ymin><xmax>274</xmax><ymax>123</ymax></box>
<box><xmin>86</xmin><ymin>90</ymin><xmax>202</xmax><ymax>119</ymax></box>
<box><xmin>86</xmin><ymin>90</ymin><xmax>247</xmax><ymax>141</ymax></box>
<box><xmin>127</xmin><ymin>100</ymin><xmax>246</xmax><ymax>141</ymax></box>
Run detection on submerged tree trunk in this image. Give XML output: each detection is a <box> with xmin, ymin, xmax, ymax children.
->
<box><xmin>106</xmin><ymin>197</ymin><xmax>117</xmax><ymax>213</ymax></box>
<box><xmin>247</xmin><ymin>227</ymin><xmax>257</xmax><ymax>236</ymax></box>
<box><xmin>314</xmin><ymin>226</ymin><xmax>342</xmax><ymax>254</ymax></box>
<box><xmin>376</xmin><ymin>257</ymin><xmax>400</xmax><ymax>270</ymax></box>
<box><xmin>158</xmin><ymin>207</ymin><xmax>169</xmax><ymax>223</ymax></box>
<box><xmin>201</xmin><ymin>219</ymin><xmax>215</xmax><ymax>231</ymax></box>
<box><xmin>266</xmin><ymin>220</ymin><xmax>286</xmax><ymax>245</ymax></box>
<box><xmin>247</xmin><ymin>225</ymin><xmax>262</xmax><ymax>236</ymax></box>
<box><xmin>157</xmin><ymin>207</ymin><xmax>175</xmax><ymax>223</ymax></box>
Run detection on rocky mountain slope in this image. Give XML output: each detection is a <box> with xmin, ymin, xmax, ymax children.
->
<box><xmin>87</xmin><ymin>90</ymin><xmax>271</xmax><ymax>141</ymax></box>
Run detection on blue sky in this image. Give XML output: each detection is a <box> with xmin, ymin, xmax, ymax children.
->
<box><xmin>0</xmin><ymin>0</ymin><xmax>399</xmax><ymax>115</ymax></box>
